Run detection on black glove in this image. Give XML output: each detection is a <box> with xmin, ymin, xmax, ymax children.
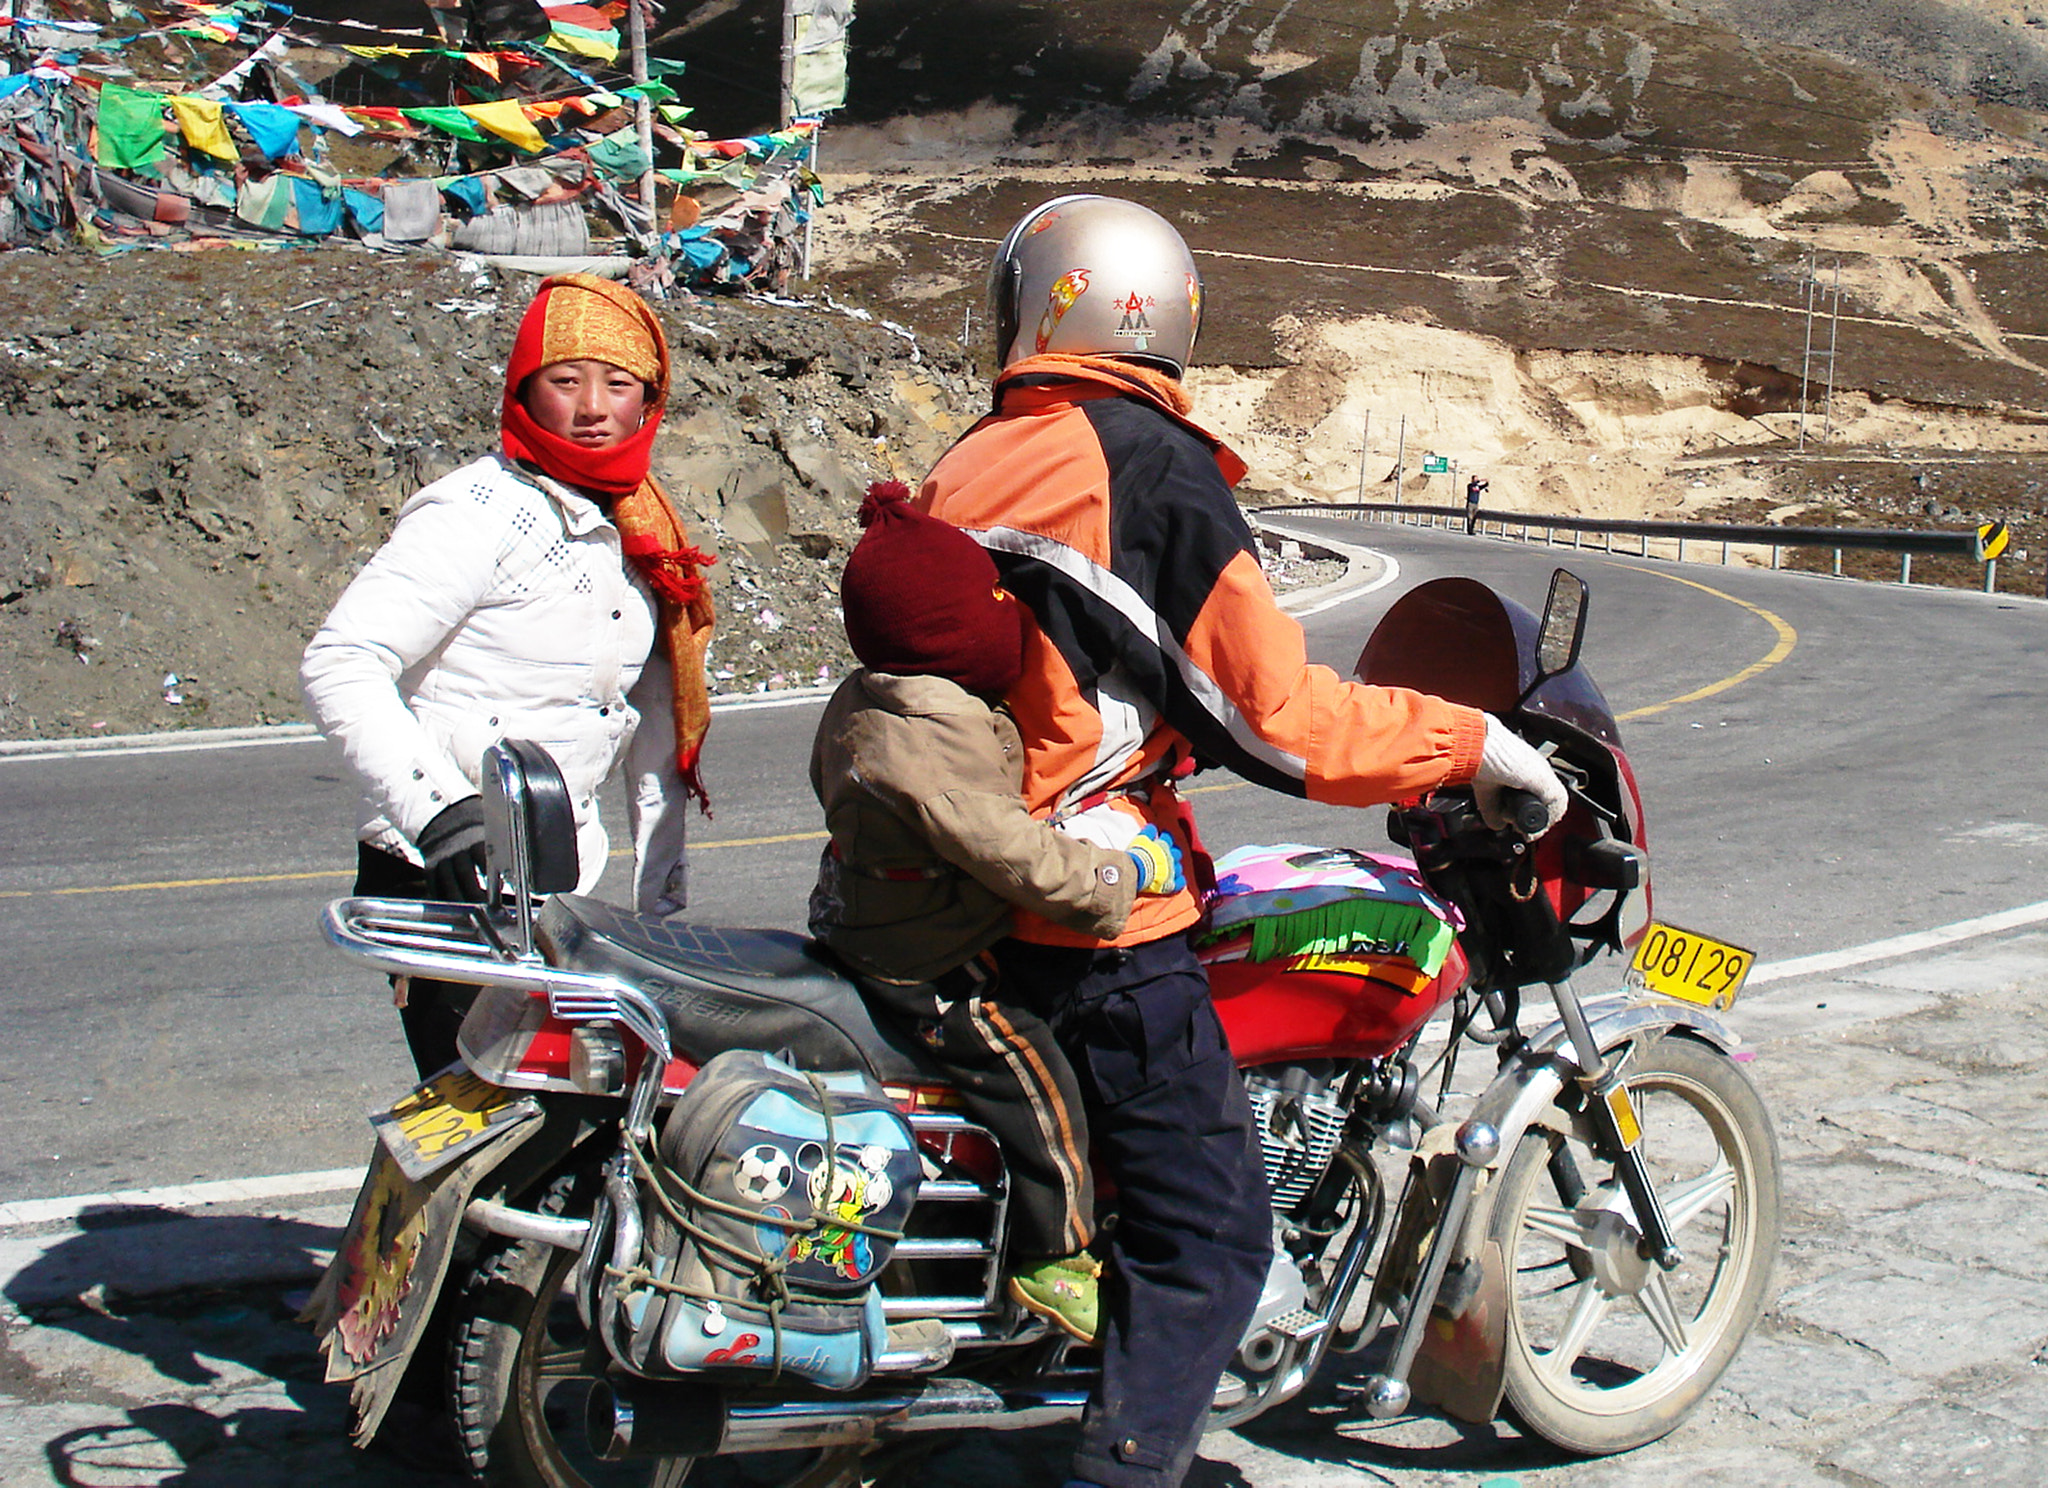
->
<box><xmin>417</xmin><ymin>795</ymin><xmax>489</xmax><ymax>904</ymax></box>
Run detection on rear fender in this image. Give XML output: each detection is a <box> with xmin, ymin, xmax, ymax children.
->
<box><xmin>304</xmin><ymin>1097</ymin><xmax>598</xmax><ymax>1445</ymax></box>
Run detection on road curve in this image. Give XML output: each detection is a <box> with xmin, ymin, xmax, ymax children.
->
<box><xmin>2</xmin><ymin>520</ymin><xmax>2043</xmax><ymax>1206</ymax></box>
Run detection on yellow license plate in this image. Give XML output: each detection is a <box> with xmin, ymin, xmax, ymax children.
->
<box><xmin>1628</xmin><ymin>922</ymin><xmax>1754</xmax><ymax>1010</ymax></box>
<box><xmin>370</xmin><ymin>1069</ymin><xmax>536</xmax><ymax>1181</ymax></box>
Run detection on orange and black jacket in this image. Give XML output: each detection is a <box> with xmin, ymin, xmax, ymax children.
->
<box><xmin>919</xmin><ymin>353</ymin><xmax>1487</xmax><ymax>948</ymax></box>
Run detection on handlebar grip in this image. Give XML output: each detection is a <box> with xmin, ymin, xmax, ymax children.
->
<box><xmin>1502</xmin><ymin>788</ymin><xmax>1551</xmax><ymax>839</ymax></box>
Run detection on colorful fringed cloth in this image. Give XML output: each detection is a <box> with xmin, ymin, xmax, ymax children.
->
<box><xmin>1198</xmin><ymin>844</ymin><xmax>1462</xmax><ymax>988</ymax></box>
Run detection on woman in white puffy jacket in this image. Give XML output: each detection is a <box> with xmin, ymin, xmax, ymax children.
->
<box><xmin>302</xmin><ymin>273</ymin><xmax>715</xmax><ymax>1075</ymax></box>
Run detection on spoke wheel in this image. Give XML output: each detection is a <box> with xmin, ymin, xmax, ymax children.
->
<box><xmin>1486</xmin><ymin>1036</ymin><xmax>1779</xmax><ymax>1454</ymax></box>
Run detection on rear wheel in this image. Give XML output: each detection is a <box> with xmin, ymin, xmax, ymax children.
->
<box><xmin>448</xmin><ymin>1217</ymin><xmax>696</xmax><ymax>1488</ymax></box>
<box><xmin>445</xmin><ymin>1185</ymin><xmax>925</xmax><ymax>1488</ymax></box>
<box><xmin>1486</xmin><ymin>1036</ymin><xmax>1779</xmax><ymax>1454</ymax></box>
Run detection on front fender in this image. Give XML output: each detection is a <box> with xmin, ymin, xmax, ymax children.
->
<box><xmin>1466</xmin><ymin>994</ymin><xmax>1740</xmax><ymax>1172</ymax></box>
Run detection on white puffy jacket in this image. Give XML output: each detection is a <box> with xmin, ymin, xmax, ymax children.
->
<box><xmin>301</xmin><ymin>454</ymin><xmax>691</xmax><ymax>914</ymax></box>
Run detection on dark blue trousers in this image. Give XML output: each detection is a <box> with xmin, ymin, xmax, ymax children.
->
<box><xmin>991</xmin><ymin>934</ymin><xmax>1272</xmax><ymax>1488</ymax></box>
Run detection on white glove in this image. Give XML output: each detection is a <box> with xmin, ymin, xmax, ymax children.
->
<box><xmin>1472</xmin><ymin>715</ymin><xmax>1568</xmax><ymax>834</ymax></box>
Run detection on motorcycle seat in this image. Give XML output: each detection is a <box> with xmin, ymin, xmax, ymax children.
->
<box><xmin>537</xmin><ymin>894</ymin><xmax>927</xmax><ymax>1084</ymax></box>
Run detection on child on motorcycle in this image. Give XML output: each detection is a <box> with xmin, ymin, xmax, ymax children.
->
<box><xmin>808</xmin><ymin>481</ymin><xmax>1185</xmax><ymax>1342</ymax></box>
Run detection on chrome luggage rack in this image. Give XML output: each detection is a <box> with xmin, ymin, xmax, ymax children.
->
<box><xmin>321</xmin><ymin>894</ymin><xmax>673</xmax><ymax>1066</ymax></box>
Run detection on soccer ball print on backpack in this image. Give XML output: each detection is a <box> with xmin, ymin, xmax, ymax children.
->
<box><xmin>606</xmin><ymin>1049</ymin><xmax>923</xmax><ymax>1390</ymax></box>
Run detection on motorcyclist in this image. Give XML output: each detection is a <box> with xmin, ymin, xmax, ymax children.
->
<box><xmin>914</xmin><ymin>195</ymin><xmax>1566</xmax><ymax>1488</ymax></box>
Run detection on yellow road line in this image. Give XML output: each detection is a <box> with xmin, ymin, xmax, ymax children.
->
<box><xmin>0</xmin><ymin>869</ymin><xmax>353</xmax><ymax>899</ymax></box>
<box><xmin>2</xmin><ymin>580</ymin><xmax>1786</xmax><ymax>902</ymax></box>
<box><xmin>0</xmin><ymin>828</ymin><xmax>835</xmax><ymax>901</ymax></box>
<box><xmin>1607</xmin><ymin>565</ymin><xmax>1798</xmax><ymax>720</ymax></box>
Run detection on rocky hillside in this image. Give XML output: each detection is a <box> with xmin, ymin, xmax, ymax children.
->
<box><xmin>0</xmin><ymin>251</ymin><xmax>982</xmax><ymax>739</ymax></box>
<box><xmin>3</xmin><ymin>0</ymin><xmax>2045</xmax><ymax>740</ymax></box>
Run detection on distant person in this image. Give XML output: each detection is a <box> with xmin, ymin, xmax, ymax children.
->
<box><xmin>809</xmin><ymin>480</ymin><xmax>1186</xmax><ymax>1343</ymax></box>
<box><xmin>918</xmin><ymin>194</ymin><xmax>1565</xmax><ymax>1488</ymax></box>
<box><xmin>302</xmin><ymin>273</ymin><xmax>715</xmax><ymax>1078</ymax></box>
<box><xmin>1465</xmin><ymin>474</ymin><xmax>1489</xmax><ymax>533</ymax></box>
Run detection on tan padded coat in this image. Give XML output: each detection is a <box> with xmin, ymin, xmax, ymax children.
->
<box><xmin>808</xmin><ymin>671</ymin><xmax>1139</xmax><ymax>983</ymax></box>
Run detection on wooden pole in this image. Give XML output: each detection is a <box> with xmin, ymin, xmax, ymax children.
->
<box><xmin>628</xmin><ymin>0</ymin><xmax>657</xmax><ymax>239</ymax></box>
<box><xmin>779</xmin><ymin>0</ymin><xmax>797</xmax><ymax>129</ymax></box>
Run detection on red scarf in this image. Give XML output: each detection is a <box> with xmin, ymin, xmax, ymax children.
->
<box><xmin>502</xmin><ymin>274</ymin><xmax>716</xmax><ymax>808</ymax></box>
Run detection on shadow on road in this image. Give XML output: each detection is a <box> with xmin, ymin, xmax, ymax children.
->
<box><xmin>9</xmin><ymin>1206</ymin><xmax>1592</xmax><ymax>1486</ymax></box>
<box><xmin>9</xmin><ymin>1204</ymin><xmax>457</xmax><ymax>1486</ymax></box>
<box><xmin>1225</xmin><ymin>1347</ymin><xmax>1583</xmax><ymax>1483</ymax></box>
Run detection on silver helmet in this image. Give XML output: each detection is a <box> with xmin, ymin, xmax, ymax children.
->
<box><xmin>987</xmin><ymin>195</ymin><xmax>1203</xmax><ymax>375</ymax></box>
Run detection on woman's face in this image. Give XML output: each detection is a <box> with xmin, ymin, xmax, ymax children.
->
<box><xmin>522</xmin><ymin>360</ymin><xmax>651</xmax><ymax>448</ymax></box>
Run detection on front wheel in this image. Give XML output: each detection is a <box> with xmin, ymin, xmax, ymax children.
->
<box><xmin>1486</xmin><ymin>1035</ymin><xmax>1779</xmax><ymax>1454</ymax></box>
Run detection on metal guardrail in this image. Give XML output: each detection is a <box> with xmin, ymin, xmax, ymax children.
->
<box><xmin>1260</xmin><ymin>502</ymin><xmax>1991</xmax><ymax>587</ymax></box>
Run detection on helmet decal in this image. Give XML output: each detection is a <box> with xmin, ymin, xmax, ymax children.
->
<box><xmin>1112</xmin><ymin>289</ymin><xmax>1156</xmax><ymax>354</ymax></box>
<box><xmin>1035</xmin><ymin>268</ymin><xmax>1090</xmax><ymax>355</ymax></box>
<box><xmin>1187</xmin><ymin>272</ymin><xmax>1202</xmax><ymax>340</ymax></box>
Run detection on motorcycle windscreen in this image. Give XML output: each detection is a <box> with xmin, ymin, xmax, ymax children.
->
<box><xmin>1353</xmin><ymin>576</ymin><xmax>1622</xmax><ymax>748</ymax></box>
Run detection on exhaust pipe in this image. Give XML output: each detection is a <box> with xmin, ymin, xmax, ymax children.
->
<box><xmin>587</xmin><ymin>1379</ymin><xmax>727</xmax><ymax>1461</ymax></box>
<box><xmin>589</xmin><ymin>1375</ymin><xmax>1090</xmax><ymax>1460</ymax></box>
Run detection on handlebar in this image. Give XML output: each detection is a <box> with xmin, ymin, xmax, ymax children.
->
<box><xmin>1499</xmin><ymin>787</ymin><xmax>1553</xmax><ymax>841</ymax></box>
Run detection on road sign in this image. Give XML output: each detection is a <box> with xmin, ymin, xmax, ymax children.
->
<box><xmin>1422</xmin><ymin>454</ymin><xmax>1448</xmax><ymax>474</ymax></box>
<box><xmin>1978</xmin><ymin>521</ymin><xmax>2009</xmax><ymax>561</ymax></box>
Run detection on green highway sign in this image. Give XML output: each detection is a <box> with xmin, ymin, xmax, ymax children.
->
<box><xmin>1422</xmin><ymin>455</ymin><xmax>1448</xmax><ymax>474</ymax></box>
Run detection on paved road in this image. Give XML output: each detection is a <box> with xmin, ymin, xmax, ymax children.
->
<box><xmin>2</xmin><ymin>522</ymin><xmax>2044</xmax><ymax>1485</ymax></box>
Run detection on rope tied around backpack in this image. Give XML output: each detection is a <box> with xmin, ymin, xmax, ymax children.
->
<box><xmin>608</xmin><ymin>1070</ymin><xmax>910</xmax><ymax>1383</ymax></box>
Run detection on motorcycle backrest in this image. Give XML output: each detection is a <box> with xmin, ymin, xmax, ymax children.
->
<box><xmin>481</xmin><ymin>738</ymin><xmax>580</xmax><ymax>899</ymax></box>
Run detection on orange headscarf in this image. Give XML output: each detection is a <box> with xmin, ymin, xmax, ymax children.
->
<box><xmin>503</xmin><ymin>273</ymin><xmax>716</xmax><ymax>809</ymax></box>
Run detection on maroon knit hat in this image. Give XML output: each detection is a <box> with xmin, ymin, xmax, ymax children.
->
<box><xmin>840</xmin><ymin>481</ymin><xmax>1030</xmax><ymax>696</ymax></box>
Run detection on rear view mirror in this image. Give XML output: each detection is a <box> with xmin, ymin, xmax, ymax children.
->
<box><xmin>1535</xmin><ymin>569</ymin><xmax>1588</xmax><ymax>681</ymax></box>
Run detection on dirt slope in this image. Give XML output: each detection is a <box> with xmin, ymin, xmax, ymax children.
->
<box><xmin>0</xmin><ymin>251</ymin><xmax>982</xmax><ymax>739</ymax></box>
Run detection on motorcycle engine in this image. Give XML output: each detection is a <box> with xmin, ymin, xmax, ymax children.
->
<box><xmin>1242</xmin><ymin>1066</ymin><xmax>1349</xmax><ymax>1213</ymax></box>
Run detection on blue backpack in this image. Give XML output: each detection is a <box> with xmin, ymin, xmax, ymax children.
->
<box><xmin>610</xmin><ymin>1048</ymin><xmax>923</xmax><ymax>1390</ymax></box>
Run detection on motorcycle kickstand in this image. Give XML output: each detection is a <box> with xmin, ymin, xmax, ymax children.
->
<box><xmin>1348</xmin><ymin>1117</ymin><xmax>1501</xmax><ymax>1419</ymax></box>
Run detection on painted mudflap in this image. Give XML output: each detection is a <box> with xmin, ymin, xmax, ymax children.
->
<box><xmin>1408</xmin><ymin>1238</ymin><xmax>1508</xmax><ymax>1423</ymax></box>
<box><xmin>302</xmin><ymin>1100</ymin><xmax>545</xmax><ymax>1444</ymax></box>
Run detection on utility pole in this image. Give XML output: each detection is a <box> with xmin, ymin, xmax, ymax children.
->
<box><xmin>1354</xmin><ymin>409</ymin><xmax>1371</xmax><ymax>504</ymax></box>
<box><xmin>1798</xmin><ymin>250</ymin><xmax>1842</xmax><ymax>452</ymax></box>
<box><xmin>1393</xmin><ymin>413</ymin><xmax>1407</xmax><ymax>502</ymax></box>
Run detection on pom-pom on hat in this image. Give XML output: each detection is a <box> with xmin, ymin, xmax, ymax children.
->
<box><xmin>840</xmin><ymin>481</ymin><xmax>1030</xmax><ymax>697</ymax></box>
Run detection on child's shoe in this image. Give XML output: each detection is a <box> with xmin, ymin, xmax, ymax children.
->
<box><xmin>1007</xmin><ymin>1252</ymin><xmax>1103</xmax><ymax>1343</ymax></box>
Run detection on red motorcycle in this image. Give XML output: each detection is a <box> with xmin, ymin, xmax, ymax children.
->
<box><xmin>309</xmin><ymin>568</ymin><xmax>1778</xmax><ymax>1486</ymax></box>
